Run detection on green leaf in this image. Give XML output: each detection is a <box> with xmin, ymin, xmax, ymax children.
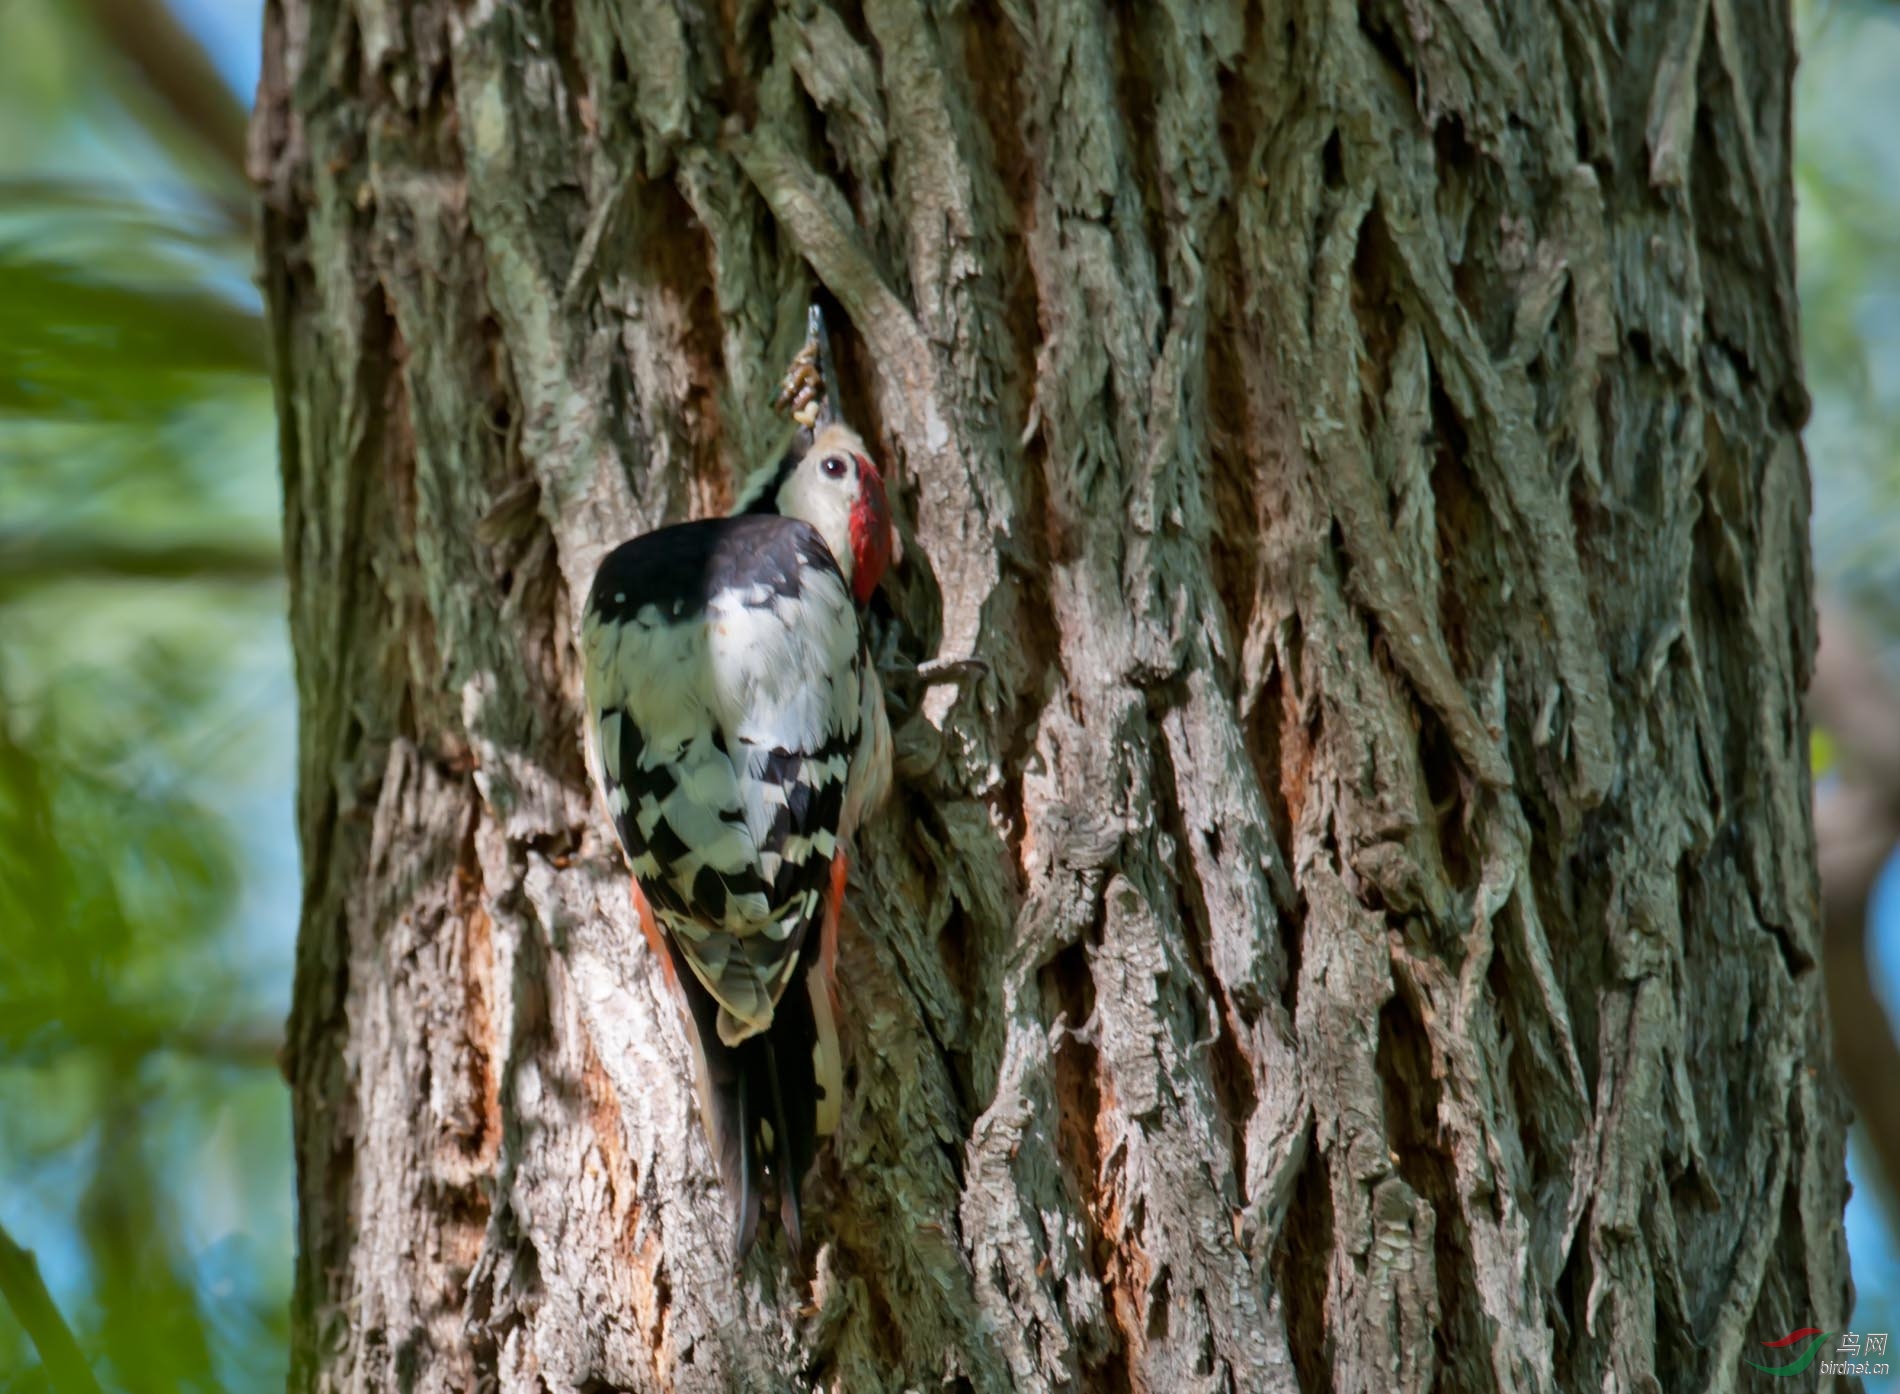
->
<box><xmin>0</xmin><ymin>252</ymin><xmax>264</xmax><ymax>422</ymax></box>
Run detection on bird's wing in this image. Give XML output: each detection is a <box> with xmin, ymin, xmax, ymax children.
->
<box><xmin>582</xmin><ymin>515</ymin><xmax>866</xmax><ymax>1045</ymax></box>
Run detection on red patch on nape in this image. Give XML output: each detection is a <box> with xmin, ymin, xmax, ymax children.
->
<box><xmin>848</xmin><ymin>453</ymin><xmax>892</xmax><ymax>605</ymax></box>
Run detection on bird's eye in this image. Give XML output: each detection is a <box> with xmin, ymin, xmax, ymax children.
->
<box><xmin>821</xmin><ymin>456</ymin><xmax>848</xmax><ymax>479</ymax></box>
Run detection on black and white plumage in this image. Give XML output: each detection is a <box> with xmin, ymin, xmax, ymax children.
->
<box><xmin>581</xmin><ymin>422</ymin><xmax>893</xmax><ymax>1256</ymax></box>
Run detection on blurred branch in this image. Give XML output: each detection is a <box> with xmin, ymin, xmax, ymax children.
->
<box><xmin>152</xmin><ymin>1019</ymin><xmax>285</xmax><ymax>1072</ymax></box>
<box><xmin>0</xmin><ymin>254</ymin><xmax>267</xmax><ymax>413</ymax></box>
<box><xmin>0</xmin><ymin>178</ymin><xmax>249</xmax><ymax>252</ymax></box>
<box><xmin>1812</xmin><ymin>598</ymin><xmax>1900</xmax><ymax>1218</ymax></box>
<box><xmin>71</xmin><ymin>0</ymin><xmax>250</xmax><ymax>216</ymax></box>
<box><xmin>0</xmin><ymin>1220</ymin><xmax>105</xmax><ymax>1394</ymax></box>
<box><xmin>0</xmin><ymin>534</ymin><xmax>281</xmax><ymax>587</ymax></box>
<box><xmin>82</xmin><ymin>1085</ymin><xmax>219</xmax><ymax>1392</ymax></box>
<box><xmin>1816</xmin><ymin>598</ymin><xmax>1900</xmax><ymax>791</ymax></box>
<box><xmin>0</xmin><ymin>1008</ymin><xmax>285</xmax><ymax>1073</ymax></box>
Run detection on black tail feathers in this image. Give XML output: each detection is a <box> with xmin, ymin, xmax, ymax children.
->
<box><xmin>662</xmin><ymin>933</ymin><xmax>825</xmax><ymax>1261</ymax></box>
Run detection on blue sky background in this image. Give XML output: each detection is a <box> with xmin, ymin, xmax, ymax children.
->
<box><xmin>170</xmin><ymin>0</ymin><xmax>260</xmax><ymax>95</ymax></box>
<box><xmin>1850</xmin><ymin>857</ymin><xmax>1900</xmax><ymax>1386</ymax></box>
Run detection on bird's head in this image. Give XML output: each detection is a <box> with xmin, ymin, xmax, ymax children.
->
<box><xmin>737</xmin><ymin>423</ymin><xmax>892</xmax><ymax>605</ymax></box>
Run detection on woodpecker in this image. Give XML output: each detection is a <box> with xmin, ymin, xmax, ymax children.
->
<box><xmin>580</xmin><ymin>336</ymin><xmax>893</xmax><ymax>1257</ymax></box>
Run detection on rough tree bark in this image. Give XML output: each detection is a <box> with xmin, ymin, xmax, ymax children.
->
<box><xmin>252</xmin><ymin>0</ymin><xmax>1850</xmax><ymax>1390</ymax></box>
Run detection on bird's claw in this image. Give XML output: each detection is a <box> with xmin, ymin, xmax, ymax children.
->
<box><xmin>904</xmin><ymin>657</ymin><xmax>990</xmax><ymax>687</ymax></box>
<box><xmin>879</xmin><ymin>652</ymin><xmax>990</xmax><ymax>716</ymax></box>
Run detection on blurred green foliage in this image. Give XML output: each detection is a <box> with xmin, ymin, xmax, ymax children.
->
<box><xmin>1799</xmin><ymin>0</ymin><xmax>1900</xmax><ymax>625</ymax></box>
<box><xmin>0</xmin><ymin>1</ymin><xmax>290</xmax><ymax>1390</ymax></box>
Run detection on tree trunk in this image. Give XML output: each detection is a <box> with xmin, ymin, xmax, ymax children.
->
<box><xmin>252</xmin><ymin>0</ymin><xmax>1849</xmax><ymax>1390</ymax></box>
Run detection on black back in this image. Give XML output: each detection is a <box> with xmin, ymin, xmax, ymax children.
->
<box><xmin>587</xmin><ymin>512</ymin><xmax>843</xmax><ymax>627</ymax></box>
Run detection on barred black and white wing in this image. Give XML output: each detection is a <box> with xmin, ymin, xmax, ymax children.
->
<box><xmin>580</xmin><ymin>512</ymin><xmax>873</xmax><ymax>1250</ymax></box>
